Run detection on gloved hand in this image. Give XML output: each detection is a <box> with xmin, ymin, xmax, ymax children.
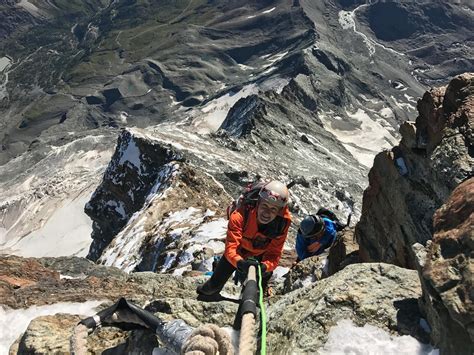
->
<box><xmin>237</xmin><ymin>258</ymin><xmax>259</xmax><ymax>273</ymax></box>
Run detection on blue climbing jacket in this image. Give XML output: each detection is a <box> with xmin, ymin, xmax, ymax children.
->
<box><xmin>295</xmin><ymin>217</ymin><xmax>337</xmax><ymax>260</ymax></box>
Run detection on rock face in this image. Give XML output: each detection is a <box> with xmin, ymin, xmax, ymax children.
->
<box><xmin>327</xmin><ymin>227</ymin><xmax>359</xmax><ymax>276</ymax></box>
<box><xmin>85</xmin><ymin>129</ymin><xmax>184</xmax><ymax>261</ymax></box>
<box><xmin>281</xmin><ymin>253</ymin><xmax>328</xmax><ymax>294</ymax></box>
<box><xmin>416</xmin><ymin>178</ymin><xmax>473</xmax><ymax>355</ymax></box>
<box><xmin>267</xmin><ymin>263</ymin><xmax>428</xmax><ymax>352</ymax></box>
<box><xmin>356</xmin><ymin>73</ymin><xmax>473</xmax><ymax>268</ymax></box>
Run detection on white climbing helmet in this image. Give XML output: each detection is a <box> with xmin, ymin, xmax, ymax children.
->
<box><xmin>258</xmin><ymin>180</ymin><xmax>289</xmax><ymax>208</ymax></box>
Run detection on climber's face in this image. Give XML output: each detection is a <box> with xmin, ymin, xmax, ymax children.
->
<box><xmin>257</xmin><ymin>200</ymin><xmax>280</xmax><ymax>224</ymax></box>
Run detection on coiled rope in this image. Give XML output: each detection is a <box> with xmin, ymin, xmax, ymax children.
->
<box><xmin>181</xmin><ymin>323</ymin><xmax>234</xmax><ymax>355</ymax></box>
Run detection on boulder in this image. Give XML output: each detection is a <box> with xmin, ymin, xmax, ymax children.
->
<box><xmin>267</xmin><ymin>263</ymin><xmax>428</xmax><ymax>352</ymax></box>
<box><xmin>10</xmin><ymin>313</ymin><xmax>157</xmax><ymax>355</ymax></box>
<box><xmin>416</xmin><ymin>178</ymin><xmax>474</xmax><ymax>355</ymax></box>
<box><xmin>281</xmin><ymin>253</ymin><xmax>328</xmax><ymax>294</ymax></box>
<box><xmin>327</xmin><ymin>227</ymin><xmax>359</xmax><ymax>275</ymax></box>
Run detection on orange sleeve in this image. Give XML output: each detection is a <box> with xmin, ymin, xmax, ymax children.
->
<box><xmin>224</xmin><ymin>210</ymin><xmax>245</xmax><ymax>268</ymax></box>
<box><xmin>261</xmin><ymin>220</ymin><xmax>290</xmax><ymax>272</ymax></box>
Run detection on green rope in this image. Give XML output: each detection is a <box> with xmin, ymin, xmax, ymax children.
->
<box><xmin>258</xmin><ymin>265</ymin><xmax>267</xmax><ymax>355</ymax></box>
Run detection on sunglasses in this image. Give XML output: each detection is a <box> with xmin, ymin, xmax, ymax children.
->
<box><xmin>258</xmin><ymin>188</ymin><xmax>287</xmax><ymax>207</ymax></box>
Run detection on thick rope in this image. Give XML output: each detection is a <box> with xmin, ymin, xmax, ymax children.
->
<box><xmin>239</xmin><ymin>265</ymin><xmax>257</xmax><ymax>354</ymax></box>
<box><xmin>70</xmin><ymin>324</ymin><xmax>88</xmax><ymax>355</ymax></box>
<box><xmin>239</xmin><ymin>313</ymin><xmax>256</xmax><ymax>354</ymax></box>
<box><xmin>181</xmin><ymin>324</ymin><xmax>234</xmax><ymax>355</ymax></box>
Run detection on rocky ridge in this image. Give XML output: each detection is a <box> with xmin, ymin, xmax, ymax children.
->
<box><xmin>2</xmin><ymin>76</ymin><xmax>472</xmax><ymax>354</ymax></box>
<box><xmin>0</xmin><ymin>1</ymin><xmax>472</xmax><ymax>354</ymax></box>
<box><xmin>416</xmin><ymin>178</ymin><xmax>473</xmax><ymax>355</ymax></box>
<box><xmin>356</xmin><ymin>73</ymin><xmax>473</xmax><ymax>268</ymax></box>
<box><xmin>355</xmin><ymin>73</ymin><xmax>473</xmax><ymax>353</ymax></box>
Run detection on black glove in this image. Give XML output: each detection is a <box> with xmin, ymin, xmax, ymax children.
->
<box><xmin>237</xmin><ymin>258</ymin><xmax>259</xmax><ymax>273</ymax></box>
<box><xmin>237</xmin><ymin>258</ymin><xmax>268</xmax><ymax>274</ymax></box>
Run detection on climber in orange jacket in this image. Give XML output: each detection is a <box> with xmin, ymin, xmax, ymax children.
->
<box><xmin>197</xmin><ymin>180</ymin><xmax>292</xmax><ymax>297</ymax></box>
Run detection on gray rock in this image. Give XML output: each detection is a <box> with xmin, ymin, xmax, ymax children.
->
<box><xmin>416</xmin><ymin>178</ymin><xmax>474</xmax><ymax>355</ymax></box>
<box><xmin>266</xmin><ymin>263</ymin><xmax>427</xmax><ymax>352</ymax></box>
<box><xmin>281</xmin><ymin>254</ymin><xmax>328</xmax><ymax>294</ymax></box>
<box><xmin>327</xmin><ymin>227</ymin><xmax>360</xmax><ymax>276</ymax></box>
<box><xmin>85</xmin><ymin>129</ymin><xmax>184</xmax><ymax>261</ymax></box>
<box><xmin>356</xmin><ymin>73</ymin><xmax>474</xmax><ymax>269</ymax></box>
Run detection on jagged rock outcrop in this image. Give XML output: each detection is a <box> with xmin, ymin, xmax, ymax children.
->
<box><xmin>219</xmin><ymin>95</ymin><xmax>264</xmax><ymax>137</ymax></box>
<box><xmin>3</xmin><ymin>255</ymin><xmax>431</xmax><ymax>354</ymax></box>
<box><xmin>356</xmin><ymin>73</ymin><xmax>473</xmax><ymax>268</ymax></box>
<box><xmin>327</xmin><ymin>227</ymin><xmax>359</xmax><ymax>275</ymax></box>
<box><xmin>281</xmin><ymin>253</ymin><xmax>328</xmax><ymax>293</ymax></box>
<box><xmin>415</xmin><ymin>178</ymin><xmax>473</xmax><ymax>355</ymax></box>
<box><xmin>267</xmin><ymin>263</ymin><xmax>428</xmax><ymax>352</ymax></box>
<box><xmin>85</xmin><ymin>129</ymin><xmax>185</xmax><ymax>261</ymax></box>
<box><xmin>84</xmin><ymin>129</ymin><xmax>234</xmax><ymax>273</ymax></box>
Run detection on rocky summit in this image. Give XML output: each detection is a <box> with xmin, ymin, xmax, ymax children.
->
<box><xmin>0</xmin><ymin>1</ymin><xmax>473</xmax><ymax>354</ymax></box>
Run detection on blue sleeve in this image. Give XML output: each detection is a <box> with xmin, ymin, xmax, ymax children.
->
<box><xmin>319</xmin><ymin>218</ymin><xmax>337</xmax><ymax>247</ymax></box>
<box><xmin>295</xmin><ymin>232</ymin><xmax>308</xmax><ymax>260</ymax></box>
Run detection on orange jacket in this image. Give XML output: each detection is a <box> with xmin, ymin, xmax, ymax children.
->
<box><xmin>224</xmin><ymin>206</ymin><xmax>292</xmax><ymax>272</ymax></box>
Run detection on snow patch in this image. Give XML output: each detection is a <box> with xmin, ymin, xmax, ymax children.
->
<box><xmin>262</xmin><ymin>7</ymin><xmax>276</xmax><ymax>14</ymax></box>
<box><xmin>118</xmin><ymin>137</ymin><xmax>142</xmax><ymax>172</ymax></box>
<box><xmin>118</xmin><ymin>111</ymin><xmax>128</xmax><ymax>124</ymax></box>
<box><xmin>192</xmin><ymin>84</ymin><xmax>259</xmax><ymax>134</ymax></box>
<box><xmin>272</xmin><ymin>266</ymin><xmax>290</xmax><ymax>280</ymax></box>
<box><xmin>106</xmin><ymin>200</ymin><xmax>127</xmax><ymax>219</ymax></box>
<box><xmin>0</xmin><ymin>57</ymin><xmax>11</xmax><ymax>72</ymax></box>
<box><xmin>319</xmin><ymin>110</ymin><xmax>398</xmax><ymax>168</ymax></box>
<box><xmin>391</xmin><ymin>95</ymin><xmax>416</xmax><ymax>111</ymax></box>
<box><xmin>320</xmin><ymin>319</ymin><xmax>439</xmax><ymax>355</ymax></box>
<box><xmin>190</xmin><ymin>218</ymin><xmax>227</xmax><ymax>243</ymax></box>
<box><xmin>1</xmin><ymin>192</ymin><xmax>94</xmax><ymax>258</ymax></box>
<box><xmin>17</xmin><ymin>0</ymin><xmax>41</xmax><ymax>17</ymax></box>
<box><xmin>380</xmin><ymin>107</ymin><xmax>394</xmax><ymax>119</ymax></box>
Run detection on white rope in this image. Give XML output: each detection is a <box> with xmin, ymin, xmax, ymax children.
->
<box><xmin>181</xmin><ymin>324</ymin><xmax>234</xmax><ymax>355</ymax></box>
<box><xmin>70</xmin><ymin>324</ymin><xmax>88</xmax><ymax>355</ymax></box>
<box><xmin>239</xmin><ymin>313</ymin><xmax>256</xmax><ymax>355</ymax></box>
